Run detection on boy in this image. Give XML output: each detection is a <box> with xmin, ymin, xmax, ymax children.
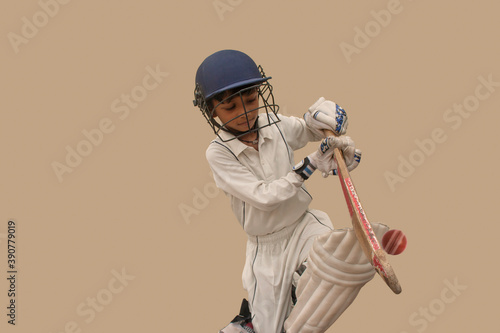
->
<box><xmin>193</xmin><ymin>50</ymin><xmax>388</xmax><ymax>333</ymax></box>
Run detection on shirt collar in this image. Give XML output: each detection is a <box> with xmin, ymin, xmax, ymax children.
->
<box><xmin>258</xmin><ymin>116</ymin><xmax>274</xmax><ymax>141</ymax></box>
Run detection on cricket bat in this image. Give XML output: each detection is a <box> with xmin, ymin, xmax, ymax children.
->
<box><xmin>325</xmin><ymin>129</ymin><xmax>402</xmax><ymax>294</ymax></box>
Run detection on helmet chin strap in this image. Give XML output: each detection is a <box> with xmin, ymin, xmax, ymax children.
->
<box><xmin>220</xmin><ymin>115</ymin><xmax>260</xmax><ymax>143</ymax></box>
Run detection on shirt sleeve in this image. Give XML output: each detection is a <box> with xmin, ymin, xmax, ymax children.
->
<box><xmin>206</xmin><ymin>142</ymin><xmax>305</xmax><ymax>212</ymax></box>
<box><xmin>277</xmin><ymin>115</ymin><xmax>323</xmax><ymax>151</ymax></box>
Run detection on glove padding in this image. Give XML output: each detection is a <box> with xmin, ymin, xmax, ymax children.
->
<box><xmin>308</xmin><ymin>136</ymin><xmax>361</xmax><ymax>177</ymax></box>
<box><xmin>304</xmin><ymin>97</ymin><xmax>349</xmax><ymax>136</ymax></box>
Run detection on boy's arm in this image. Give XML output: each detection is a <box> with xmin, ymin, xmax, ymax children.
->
<box><xmin>278</xmin><ymin>115</ymin><xmax>321</xmax><ymax>151</ymax></box>
<box><xmin>206</xmin><ymin>144</ymin><xmax>305</xmax><ymax>212</ymax></box>
<box><xmin>206</xmin><ymin>137</ymin><xmax>360</xmax><ymax>209</ymax></box>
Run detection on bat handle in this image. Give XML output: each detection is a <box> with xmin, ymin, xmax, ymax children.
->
<box><xmin>323</xmin><ymin>129</ymin><xmax>337</xmax><ymax>137</ymax></box>
<box><xmin>323</xmin><ymin>130</ymin><xmax>347</xmax><ymax>174</ymax></box>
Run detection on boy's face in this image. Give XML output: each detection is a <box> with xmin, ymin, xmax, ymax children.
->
<box><xmin>212</xmin><ymin>88</ymin><xmax>259</xmax><ymax>133</ymax></box>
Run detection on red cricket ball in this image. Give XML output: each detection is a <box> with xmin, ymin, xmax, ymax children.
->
<box><xmin>381</xmin><ymin>229</ymin><xmax>407</xmax><ymax>255</ymax></box>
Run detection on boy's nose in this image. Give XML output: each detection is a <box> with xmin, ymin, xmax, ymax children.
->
<box><xmin>237</xmin><ymin>109</ymin><xmax>248</xmax><ymax>119</ymax></box>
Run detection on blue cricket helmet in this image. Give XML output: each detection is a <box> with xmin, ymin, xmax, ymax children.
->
<box><xmin>195</xmin><ymin>49</ymin><xmax>271</xmax><ymax>101</ymax></box>
<box><xmin>193</xmin><ymin>50</ymin><xmax>280</xmax><ymax>142</ymax></box>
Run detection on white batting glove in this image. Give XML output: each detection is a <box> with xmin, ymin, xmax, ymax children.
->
<box><xmin>304</xmin><ymin>97</ymin><xmax>349</xmax><ymax>136</ymax></box>
<box><xmin>293</xmin><ymin>136</ymin><xmax>361</xmax><ymax>180</ymax></box>
<box><xmin>340</xmin><ymin>137</ymin><xmax>362</xmax><ymax>172</ymax></box>
<box><xmin>320</xmin><ymin>136</ymin><xmax>362</xmax><ymax>177</ymax></box>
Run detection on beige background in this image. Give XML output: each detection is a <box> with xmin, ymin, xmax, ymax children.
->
<box><xmin>1</xmin><ymin>0</ymin><xmax>498</xmax><ymax>332</ymax></box>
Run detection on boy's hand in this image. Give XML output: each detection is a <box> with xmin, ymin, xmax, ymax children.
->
<box><xmin>304</xmin><ymin>97</ymin><xmax>348</xmax><ymax>136</ymax></box>
<box><xmin>293</xmin><ymin>136</ymin><xmax>361</xmax><ymax>180</ymax></box>
<box><xmin>309</xmin><ymin>136</ymin><xmax>361</xmax><ymax>177</ymax></box>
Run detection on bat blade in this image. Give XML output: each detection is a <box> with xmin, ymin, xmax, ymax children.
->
<box><xmin>327</xmin><ymin>132</ymin><xmax>402</xmax><ymax>294</ymax></box>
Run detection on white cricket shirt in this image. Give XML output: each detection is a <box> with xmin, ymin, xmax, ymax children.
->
<box><xmin>206</xmin><ymin>114</ymin><xmax>322</xmax><ymax>236</ymax></box>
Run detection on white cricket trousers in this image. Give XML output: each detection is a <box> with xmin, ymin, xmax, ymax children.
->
<box><xmin>242</xmin><ymin>209</ymin><xmax>333</xmax><ymax>333</ymax></box>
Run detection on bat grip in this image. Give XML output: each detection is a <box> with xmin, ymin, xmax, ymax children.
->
<box><xmin>323</xmin><ymin>129</ymin><xmax>347</xmax><ymax>173</ymax></box>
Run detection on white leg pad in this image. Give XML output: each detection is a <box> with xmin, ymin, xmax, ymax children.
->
<box><xmin>284</xmin><ymin>223</ymin><xmax>389</xmax><ymax>333</ymax></box>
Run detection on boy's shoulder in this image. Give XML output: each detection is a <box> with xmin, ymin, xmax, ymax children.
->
<box><xmin>205</xmin><ymin>138</ymin><xmax>241</xmax><ymax>164</ymax></box>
